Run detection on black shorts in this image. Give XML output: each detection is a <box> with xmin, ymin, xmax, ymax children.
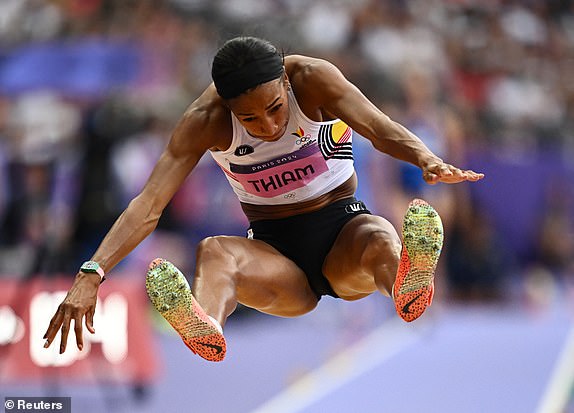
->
<box><xmin>248</xmin><ymin>197</ymin><xmax>371</xmax><ymax>299</ymax></box>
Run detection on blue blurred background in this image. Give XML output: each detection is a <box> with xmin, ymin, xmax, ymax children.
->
<box><xmin>0</xmin><ymin>1</ymin><xmax>573</xmax><ymax>412</ymax></box>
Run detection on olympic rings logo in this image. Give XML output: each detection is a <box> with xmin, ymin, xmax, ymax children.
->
<box><xmin>296</xmin><ymin>136</ymin><xmax>313</xmax><ymax>145</ymax></box>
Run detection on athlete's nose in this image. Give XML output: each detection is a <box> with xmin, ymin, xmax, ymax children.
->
<box><xmin>259</xmin><ymin>116</ymin><xmax>279</xmax><ymax>137</ymax></box>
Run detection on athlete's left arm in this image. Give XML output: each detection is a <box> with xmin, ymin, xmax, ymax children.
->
<box><xmin>308</xmin><ymin>59</ymin><xmax>484</xmax><ymax>185</ymax></box>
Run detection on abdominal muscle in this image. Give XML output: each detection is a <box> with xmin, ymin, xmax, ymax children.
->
<box><xmin>241</xmin><ymin>172</ymin><xmax>358</xmax><ymax>222</ymax></box>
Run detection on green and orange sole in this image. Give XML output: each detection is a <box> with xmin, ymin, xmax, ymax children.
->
<box><xmin>145</xmin><ymin>258</ymin><xmax>226</xmax><ymax>362</ymax></box>
<box><xmin>393</xmin><ymin>199</ymin><xmax>444</xmax><ymax>322</ymax></box>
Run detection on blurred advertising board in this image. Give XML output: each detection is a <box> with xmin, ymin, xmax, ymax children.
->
<box><xmin>0</xmin><ymin>276</ymin><xmax>159</xmax><ymax>383</ymax></box>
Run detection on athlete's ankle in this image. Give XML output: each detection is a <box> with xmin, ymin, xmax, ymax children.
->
<box><xmin>208</xmin><ymin>316</ymin><xmax>223</xmax><ymax>334</ymax></box>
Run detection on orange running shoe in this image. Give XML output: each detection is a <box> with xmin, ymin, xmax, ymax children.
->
<box><xmin>146</xmin><ymin>258</ymin><xmax>226</xmax><ymax>362</ymax></box>
<box><xmin>393</xmin><ymin>199</ymin><xmax>443</xmax><ymax>322</ymax></box>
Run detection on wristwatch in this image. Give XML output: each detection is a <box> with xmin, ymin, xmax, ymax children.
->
<box><xmin>80</xmin><ymin>261</ymin><xmax>106</xmax><ymax>283</ymax></box>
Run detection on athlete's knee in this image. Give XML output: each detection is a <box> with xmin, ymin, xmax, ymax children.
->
<box><xmin>360</xmin><ymin>228</ymin><xmax>401</xmax><ymax>267</ymax></box>
<box><xmin>195</xmin><ymin>236</ymin><xmax>241</xmax><ymax>298</ymax></box>
<box><xmin>268</xmin><ymin>294</ymin><xmax>318</xmax><ymax>317</ymax></box>
<box><xmin>197</xmin><ymin>236</ymin><xmax>229</xmax><ymax>257</ymax></box>
<box><xmin>282</xmin><ymin>299</ymin><xmax>318</xmax><ymax>317</ymax></box>
<box><xmin>196</xmin><ymin>236</ymin><xmax>238</xmax><ymax>270</ymax></box>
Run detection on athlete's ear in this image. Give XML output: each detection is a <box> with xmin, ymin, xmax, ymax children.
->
<box><xmin>283</xmin><ymin>70</ymin><xmax>291</xmax><ymax>90</ymax></box>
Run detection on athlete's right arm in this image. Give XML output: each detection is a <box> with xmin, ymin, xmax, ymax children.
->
<box><xmin>43</xmin><ymin>86</ymin><xmax>231</xmax><ymax>354</ymax></box>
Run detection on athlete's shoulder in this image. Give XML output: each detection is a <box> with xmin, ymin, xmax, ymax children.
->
<box><xmin>176</xmin><ymin>84</ymin><xmax>232</xmax><ymax>151</ymax></box>
<box><xmin>286</xmin><ymin>55</ymin><xmax>341</xmax><ymax>84</ymax></box>
<box><xmin>286</xmin><ymin>55</ymin><xmax>350</xmax><ymax>106</ymax></box>
<box><xmin>185</xmin><ymin>84</ymin><xmax>230</xmax><ymax>126</ymax></box>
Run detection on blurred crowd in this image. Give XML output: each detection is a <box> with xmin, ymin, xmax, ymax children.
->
<box><xmin>0</xmin><ymin>0</ymin><xmax>572</xmax><ymax>303</ymax></box>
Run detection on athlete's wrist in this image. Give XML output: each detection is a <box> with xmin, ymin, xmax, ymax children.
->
<box><xmin>79</xmin><ymin>261</ymin><xmax>106</xmax><ymax>284</ymax></box>
<box><xmin>77</xmin><ymin>271</ymin><xmax>103</xmax><ymax>288</ymax></box>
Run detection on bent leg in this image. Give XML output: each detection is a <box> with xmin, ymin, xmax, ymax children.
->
<box><xmin>192</xmin><ymin>235</ymin><xmax>318</xmax><ymax>327</ymax></box>
<box><xmin>323</xmin><ymin>214</ymin><xmax>402</xmax><ymax>300</ymax></box>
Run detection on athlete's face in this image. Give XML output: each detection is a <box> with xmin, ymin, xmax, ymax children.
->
<box><xmin>227</xmin><ymin>76</ymin><xmax>290</xmax><ymax>142</ymax></box>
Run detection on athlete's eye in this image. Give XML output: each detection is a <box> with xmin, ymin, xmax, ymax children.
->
<box><xmin>241</xmin><ymin>117</ymin><xmax>256</xmax><ymax>122</ymax></box>
<box><xmin>269</xmin><ymin>104</ymin><xmax>282</xmax><ymax>114</ymax></box>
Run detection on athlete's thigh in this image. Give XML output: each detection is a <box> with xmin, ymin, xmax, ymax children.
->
<box><xmin>211</xmin><ymin>235</ymin><xmax>318</xmax><ymax>317</ymax></box>
<box><xmin>323</xmin><ymin>214</ymin><xmax>401</xmax><ymax>299</ymax></box>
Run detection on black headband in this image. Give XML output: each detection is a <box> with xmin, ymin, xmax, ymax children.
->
<box><xmin>214</xmin><ymin>54</ymin><xmax>284</xmax><ymax>100</ymax></box>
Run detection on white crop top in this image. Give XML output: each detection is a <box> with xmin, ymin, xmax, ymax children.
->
<box><xmin>209</xmin><ymin>90</ymin><xmax>355</xmax><ymax>205</ymax></box>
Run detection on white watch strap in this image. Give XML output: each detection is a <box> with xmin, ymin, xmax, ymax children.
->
<box><xmin>94</xmin><ymin>265</ymin><xmax>105</xmax><ymax>279</ymax></box>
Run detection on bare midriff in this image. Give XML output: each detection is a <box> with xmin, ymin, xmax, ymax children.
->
<box><xmin>241</xmin><ymin>172</ymin><xmax>358</xmax><ymax>222</ymax></box>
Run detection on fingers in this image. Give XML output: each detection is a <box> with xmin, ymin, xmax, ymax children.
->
<box><xmin>44</xmin><ymin>305</ymin><xmax>96</xmax><ymax>353</ymax></box>
<box><xmin>43</xmin><ymin>307</ymin><xmax>64</xmax><ymax>348</ymax></box>
<box><xmin>448</xmin><ymin>168</ymin><xmax>484</xmax><ymax>183</ymax></box>
<box><xmin>423</xmin><ymin>170</ymin><xmax>439</xmax><ymax>185</ymax></box>
<box><xmin>59</xmin><ymin>312</ymin><xmax>72</xmax><ymax>354</ymax></box>
<box><xmin>43</xmin><ymin>276</ymin><xmax>100</xmax><ymax>354</ymax></box>
<box><xmin>464</xmin><ymin>170</ymin><xmax>485</xmax><ymax>181</ymax></box>
<box><xmin>75</xmin><ymin>314</ymin><xmax>84</xmax><ymax>351</ymax></box>
<box><xmin>424</xmin><ymin>163</ymin><xmax>484</xmax><ymax>184</ymax></box>
<box><xmin>423</xmin><ymin>163</ymin><xmax>452</xmax><ymax>184</ymax></box>
<box><xmin>438</xmin><ymin>164</ymin><xmax>454</xmax><ymax>177</ymax></box>
<box><xmin>85</xmin><ymin>308</ymin><xmax>95</xmax><ymax>334</ymax></box>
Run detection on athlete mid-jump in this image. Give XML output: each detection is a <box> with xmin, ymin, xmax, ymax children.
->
<box><xmin>43</xmin><ymin>36</ymin><xmax>483</xmax><ymax>362</ymax></box>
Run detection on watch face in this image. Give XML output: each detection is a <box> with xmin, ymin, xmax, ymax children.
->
<box><xmin>81</xmin><ymin>261</ymin><xmax>99</xmax><ymax>272</ymax></box>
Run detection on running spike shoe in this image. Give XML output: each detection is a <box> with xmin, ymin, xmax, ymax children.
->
<box><xmin>393</xmin><ymin>199</ymin><xmax>444</xmax><ymax>322</ymax></box>
<box><xmin>146</xmin><ymin>258</ymin><xmax>226</xmax><ymax>362</ymax></box>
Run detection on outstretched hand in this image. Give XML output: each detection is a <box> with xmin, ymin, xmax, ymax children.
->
<box><xmin>43</xmin><ymin>272</ymin><xmax>100</xmax><ymax>354</ymax></box>
<box><xmin>422</xmin><ymin>160</ymin><xmax>484</xmax><ymax>185</ymax></box>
